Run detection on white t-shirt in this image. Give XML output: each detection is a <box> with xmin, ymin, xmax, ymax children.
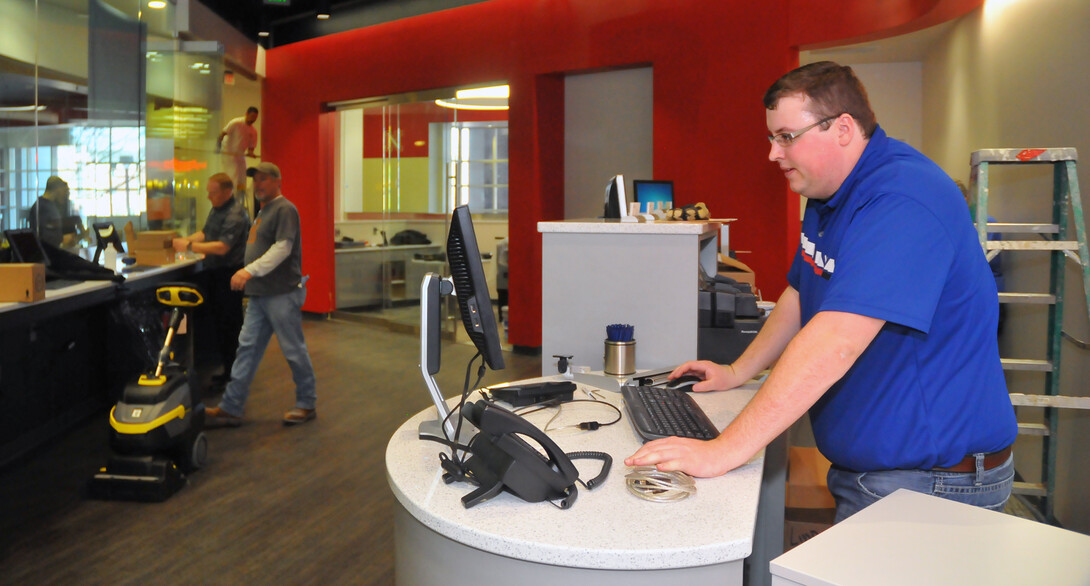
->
<box><xmin>221</xmin><ymin>117</ymin><xmax>257</xmax><ymax>155</ymax></box>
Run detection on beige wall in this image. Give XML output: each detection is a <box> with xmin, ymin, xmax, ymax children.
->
<box><xmin>851</xmin><ymin>62</ymin><xmax>923</xmax><ymax>150</ymax></box>
<box><xmin>923</xmin><ymin>0</ymin><xmax>1090</xmax><ymax>532</ymax></box>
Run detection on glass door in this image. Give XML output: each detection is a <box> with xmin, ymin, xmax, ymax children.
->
<box><xmin>330</xmin><ymin>85</ymin><xmax>509</xmax><ymax>337</ymax></box>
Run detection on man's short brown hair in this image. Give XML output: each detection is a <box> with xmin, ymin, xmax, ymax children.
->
<box><xmin>763</xmin><ymin>61</ymin><xmax>878</xmax><ymax>139</ymax></box>
<box><xmin>209</xmin><ymin>172</ymin><xmax>234</xmax><ymax>193</ymax></box>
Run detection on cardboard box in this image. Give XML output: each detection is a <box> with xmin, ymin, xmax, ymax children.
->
<box><xmin>785</xmin><ymin>507</ymin><xmax>836</xmax><ymax>550</ymax></box>
<box><xmin>133</xmin><ymin>230</ymin><xmax>177</xmax><ymax>250</ymax></box>
<box><xmin>133</xmin><ymin>248</ymin><xmax>177</xmax><ymax>266</ymax></box>
<box><xmin>0</xmin><ymin>263</ymin><xmax>46</xmax><ymax>302</ymax></box>
<box><xmin>717</xmin><ymin>254</ymin><xmax>757</xmax><ymax>293</ymax></box>
<box><xmin>787</xmin><ymin>446</ymin><xmax>835</xmax><ymax>509</ymax></box>
<box><xmin>784</xmin><ymin>447</ymin><xmax>836</xmax><ymax>551</ymax></box>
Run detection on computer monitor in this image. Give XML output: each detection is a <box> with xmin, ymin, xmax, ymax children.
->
<box><xmin>603</xmin><ymin>174</ymin><xmax>628</xmax><ymax>219</ymax></box>
<box><xmin>92</xmin><ymin>222</ymin><xmax>125</xmax><ymax>264</ymax></box>
<box><xmin>632</xmin><ymin>180</ymin><xmax>674</xmax><ymax>213</ymax></box>
<box><xmin>4</xmin><ymin>228</ymin><xmax>50</xmax><ymax>266</ymax></box>
<box><xmin>418</xmin><ymin>205</ymin><xmax>506</xmax><ymax>441</ymax></box>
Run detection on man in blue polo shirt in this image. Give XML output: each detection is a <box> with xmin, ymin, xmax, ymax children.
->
<box><xmin>627</xmin><ymin>61</ymin><xmax>1016</xmax><ymax>522</ymax></box>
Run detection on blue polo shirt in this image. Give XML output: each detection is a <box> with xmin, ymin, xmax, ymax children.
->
<box><xmin>787</xmin><ymin>125</ymin><xmax>1016</xmax><ymax>472</ymax></box>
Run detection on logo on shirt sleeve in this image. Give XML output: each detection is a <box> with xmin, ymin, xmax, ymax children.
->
<box><xmin>801</xmin><ymin>233</ymin><xmax>835</xmax><ymax>280</ymax></box>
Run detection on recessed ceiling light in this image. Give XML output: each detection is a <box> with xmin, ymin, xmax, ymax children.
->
<box><xmin>148</xmin><ymin>0</ymin><xmax>167</xmax><ymax>8</ymax></box>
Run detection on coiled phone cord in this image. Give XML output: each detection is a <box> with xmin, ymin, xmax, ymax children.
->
<box><xmin>625</xmin><ymin>466</ymin><xmax>696</xmax><ymax>502</ymax></box>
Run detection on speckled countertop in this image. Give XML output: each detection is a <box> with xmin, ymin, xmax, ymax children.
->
<box><xmin>385</xmin><ymin>378</ymin><xmax>762</xmax><ymax>571</ymax></box>
<box><xmin>537</xmin><ymin>219</ymin><xmax>726</xmax><ymax>235</ymax></box>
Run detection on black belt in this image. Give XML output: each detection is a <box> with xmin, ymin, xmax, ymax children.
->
<box><xmin>933</xmin><ymin>445</ymin><xmax>1012</xmax><ymax>473</ymax></box>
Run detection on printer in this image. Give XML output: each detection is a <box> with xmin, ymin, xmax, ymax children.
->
<box><xmin>696</xmin><ymin>271</ymin><xmax>766</xmax><ymax>365</ymax></box>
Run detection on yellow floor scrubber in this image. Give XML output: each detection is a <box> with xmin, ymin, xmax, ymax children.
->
<box><xmin>89</xmin><ymin>283</ymin><xmax>208</xmax><ymax>502</ymax></box>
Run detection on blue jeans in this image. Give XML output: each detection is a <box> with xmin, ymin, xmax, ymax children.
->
<box><xmin>218</xmin><ymin>286</ymin><xmax>317</xmax><ymax>416</ymax></box>
<box><xmin>826</xmin><ymin>453</ymin><xmax>1014</xmax><ymax>523</ymax></box>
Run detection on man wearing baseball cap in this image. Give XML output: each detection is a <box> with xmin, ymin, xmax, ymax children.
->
<box><xmin>206</xmin><ymin>161</ymin><xmax>318</xmax><ymax>427</ymax></box>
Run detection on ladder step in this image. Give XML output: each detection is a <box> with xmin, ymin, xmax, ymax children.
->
<box><xmin>998</xmin><ymin>293</ymin><xmax>1056</xmax><ymax>304</ymax></box>
<box><xmin>1010</xmin><ymin>393</ymin><xmax>1090</xmax><ymax>409</ymax></box>
<box><xmin>1002</xmin><ymin>359</ymin><xmax>1053</xmax><ymax>372</ymax></box>
<box><xmin>985</xmin><ymin>240</ymin><xmax>1080</xmax><ymax>251</ymax></box>
<box><xmin>1012</xmin><ymin>481</ymin><xmax>1048</xmax><ymax>497</ymax></box>
<box><xmin>1017</xmin><ymin>422</ymin><xmax>1050</xmax><ymax>436</ymax></box>
<box><xmin>986</xmin><ymin>222</ymin><xmax>1059</xmax><ymax>234</ymax></box>
<box><xmin>971</xmin><ymin>147</ymin><xmax>1078</xmax><ymax>165</ymax></box>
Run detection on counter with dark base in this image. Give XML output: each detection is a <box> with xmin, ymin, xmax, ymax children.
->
<box><xmin>0</xmin><ymin>258</ymin><xmax>202</xmax><ymax>468</ymax></box>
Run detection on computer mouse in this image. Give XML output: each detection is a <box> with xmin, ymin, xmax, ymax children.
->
<box><xmin>665</xmin><ymin>374</ymin><xmax>703</xmax><ymax>391</ymax></box>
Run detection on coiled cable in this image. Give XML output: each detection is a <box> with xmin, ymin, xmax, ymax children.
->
<box><xmin>625</xmin><ymin>466</ymin><xmax>696</xmax><ymax>502</ymax></box>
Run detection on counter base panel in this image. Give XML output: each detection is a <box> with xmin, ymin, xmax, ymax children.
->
<box><xmin>394</xmin><ymin>502</ymin><xmax>743</xmax><ymax>586</ymax></box>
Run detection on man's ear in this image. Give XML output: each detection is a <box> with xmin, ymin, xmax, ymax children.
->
<box><xmin>835</xmin><ymin>114</ymin><xmax>859</xmax><ymax>147</ymax></box>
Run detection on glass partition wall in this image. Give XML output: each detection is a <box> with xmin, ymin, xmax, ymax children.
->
<box><xmin>330</xmin><ymin>85</ymin><xmax>509</xmax><ymax>337</ymax></box>
<box><xmin>1</xmin><ymin>0</ymin><xmax>227</xmax><ymax>260</ymax></box>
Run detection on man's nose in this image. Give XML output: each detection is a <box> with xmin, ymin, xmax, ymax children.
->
<box><xmin>768</xmin><ymin>140</ymin><xmax>784</xmax><ymax>162</ymax></box>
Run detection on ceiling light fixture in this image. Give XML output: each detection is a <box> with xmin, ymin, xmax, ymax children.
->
<box><xmin>317</xmin><ymin>0</ymin><xmax>330</xmax><ymax>19</ymax></box>
<box><xmin>148</xmin><ymin>0</ymin><xmax>166</xmax><ymax>8</ymax></box>
<box><xmin>456</xmin><ymin>85</ymin><xmax>510</xmax><ymax>99</ymax></box>
<box><xmin>434</xmin><ymin>85</ymin><xmax>510</xmax><ymax>111</ymax></box>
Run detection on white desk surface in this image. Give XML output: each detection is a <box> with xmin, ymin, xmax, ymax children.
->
<box><xmin>386</xmin><ymin>378</ymin><xmax>764</xmax><ymax>571</ymax></box>
<box><xmin>771</xmin><ymin>489</ymin><xmax>1090</xmax><ymax>586</ymax></box>
<box><xmin>0</xmin><ymin>256</ymin><xmax>201</xmax><ymax>313</ymax></box>
<box><xmin>0</xmin><ymin>279</ymin><xmax>113</xmax><ymax>313</ymax></box>
<box><xmin>118</xmin><ymin>256</ymin><xmax>201</xmax><ymax>283</ymax></box>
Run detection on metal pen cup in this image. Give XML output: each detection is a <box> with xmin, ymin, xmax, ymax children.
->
<box><xmin>604</xmin><ymin>339</ymin><xmax>636</xmax><ymax>376</ymax></box>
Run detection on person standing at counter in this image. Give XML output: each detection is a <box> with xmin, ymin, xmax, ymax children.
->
<box><xmin>206</xmin><ymin>162</ymin><xmax>318</xmax><ymax>427</ymax></box>
<box><xmin>627</xmin><ymin>61</ymin><xmax>1017</xmax><ymax>522</ymax></box>
<box><xmin>28</xmin><ymin>176</ymin><xmax>75</xmax><ymax>248</ymax></box>
<box><xmin>173</xmin><ymin>172</ymin><xmax>251</xmax><ymax>391</ymax></box>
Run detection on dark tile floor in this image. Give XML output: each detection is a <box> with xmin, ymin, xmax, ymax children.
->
<box><xmin>0</xmin><ymin>315</ymin><xmax>539</xmax><ymax>584</ymax></box>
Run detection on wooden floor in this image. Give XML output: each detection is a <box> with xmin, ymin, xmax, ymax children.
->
<box><xmin>0</xmin><ymin>316</ymin><xmax>540</xmax><ymax>584</ymax></box>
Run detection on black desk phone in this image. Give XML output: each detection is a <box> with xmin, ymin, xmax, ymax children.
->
<box><xmin>441</xmin><ymin>400</ymin><xmax>610</xmax><ymax>509</ymax></box>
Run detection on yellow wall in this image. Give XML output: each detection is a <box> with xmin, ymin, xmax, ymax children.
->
<box><xmin>360</xmin><ymin>157</ymin><xmax>430</xmax><ymax>213</ymax></box>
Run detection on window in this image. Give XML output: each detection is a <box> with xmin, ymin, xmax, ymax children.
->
<box><xmin>447</xmin><ymin>122</ymin><xmax>508</xmax><ymax>214</ymax></box>
<box><xmin>0</xmin><ymin>125</ymin><xmax>145</xmax><ymax>232</ymax></box>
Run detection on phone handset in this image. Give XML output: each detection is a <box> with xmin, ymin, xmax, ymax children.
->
<box><xmin>473</xmin><ymin>400</ymin><xmax>580</xmax><ymax>481</ymax></box>
<box><xmin>456</xmin><ymin>400</ymin><xmax>608</xmax><ymax>509</ymax></box>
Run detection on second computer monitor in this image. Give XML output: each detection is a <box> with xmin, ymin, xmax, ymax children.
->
<box><xmin>632</xmin><ymin>180</ymin><xmax>674</xmax><ymax>213</ymax></box>
<box><xmin>4</xmin><ymin>228</ymin><xmax>51</xmax><ymax>266</ymax></box>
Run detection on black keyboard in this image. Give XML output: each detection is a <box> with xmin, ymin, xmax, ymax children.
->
<box><xmin>621</xmin><ymin>384</ymin><xmax>719</xmax><ymax>442</ymax></box>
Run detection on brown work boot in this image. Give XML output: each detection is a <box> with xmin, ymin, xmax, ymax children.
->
<box><xmin>205</xmin><ymin>405</ymin><xmax>242</xmax><ymax>428</ymax></box>
<box><xmin>283</xmin><ymin>408</ymin><xmax>316</xmax><ymax>426</ymax></box>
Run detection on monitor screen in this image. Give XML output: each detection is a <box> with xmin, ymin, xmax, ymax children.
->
<box><xmin>632</xmin><ymin>180</ymin><xmax>674</xmax><ymax>213</ymax></box>
<box><xmin>4</xmin><ymin>228</ymin><xmax>50</xmax><ymax>266</ymax></box>
<box><xmin>447</xmin><ymin>205</ymin><xmax>506</xmax><ymax>370</ymax></box>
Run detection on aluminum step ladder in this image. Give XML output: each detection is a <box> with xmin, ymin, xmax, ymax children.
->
<box><xmin>969</xmin><ymin>147</ymin><xmax>1090</xmax><ymax>525</ymax></box>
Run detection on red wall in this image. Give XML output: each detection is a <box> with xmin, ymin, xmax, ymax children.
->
<box><xmin>262</xmin><ymin>0</ymin><xmax>982</xmax><ymax>348</ymax></box>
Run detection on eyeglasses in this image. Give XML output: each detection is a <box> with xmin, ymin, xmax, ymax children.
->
<box><xmin>767</xmin><ymin>115</ymin><xmax>840</xmax><ymax>147</ymax></box>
